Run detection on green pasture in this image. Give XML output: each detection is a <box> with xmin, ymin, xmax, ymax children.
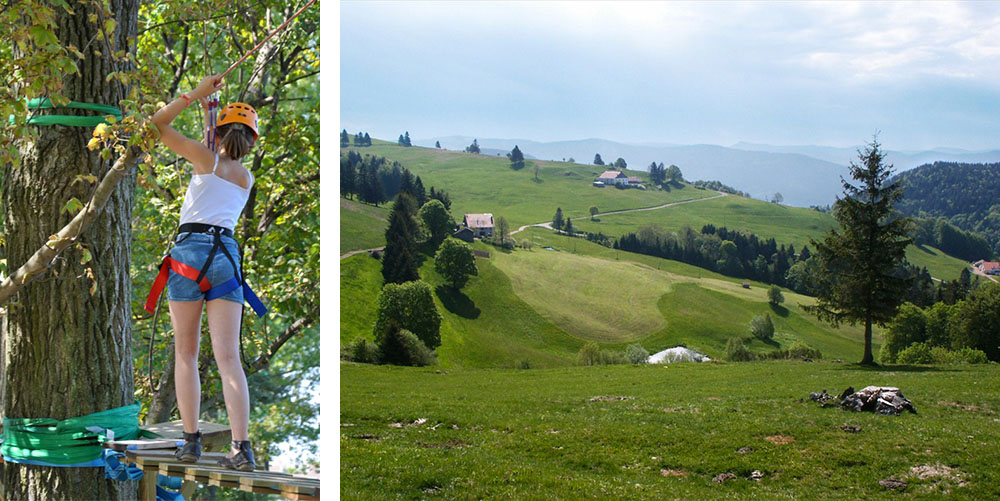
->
<box><xmin>572</xmin><ymin>195</ymin><xmax>835</xmax><ymax>250</ymax></box>
<box><xmin>342</xmin><ymin>143</ymin><xmax>717</xmax><ymax>229</ymax></box>
<box><xmin>342</xmin><ymin>361</ymin><xmax>1000</xmax><ymax>499</ymax></box>
<box><xmin>340</xmin><ymin>196</ymin><xmax>390</xmax><ymax>254</ymax></box>
<box><xmin>341</xmin><ymin>229</ymin><xmax>874</xmax><ymax>367</ymax></box>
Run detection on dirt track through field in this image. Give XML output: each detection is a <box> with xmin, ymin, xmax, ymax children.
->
<box><xmin>340</xmin><ymin>192</ymin><xmax>727</xmax><ymax>259</ymax></box>
<box><xmin>509</xmin><ymin>191</ymin><xmax>728</xmax><ymax>236</ymax></box>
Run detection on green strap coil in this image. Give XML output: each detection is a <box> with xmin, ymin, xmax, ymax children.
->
<box><xmin>8</xmin><ymin>98</ymin><xmax>122</xmax><ymax>127</ymax></box>
<box><xmin>1</xmin><ymin>403</ymin><xmax>145</xmax><ymax>465</ymax></box>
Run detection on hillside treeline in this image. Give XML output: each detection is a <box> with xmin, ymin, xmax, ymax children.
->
<box><xmin>893</xmin><ymin>161</ymin><xmax>1000</xmax><ymax>257</ymax></box>
<box><xmin>613</xmin><ymin>224</ymin><xmax>804</xmax><ymax>290</ymax></box>
<box><xmin>881</xmin><ymin>283</ymin><xmax>1000</xmax><ymax>364</ymax></box>
<box><xmin>341</xmin><ymin>150</ymin><xmax>452</xmax><ymax>209</ymax></box>
<box><xmin>612</xmin><ymin>224</ymin><xmax>978</xmax><ymax>304</ymax></box>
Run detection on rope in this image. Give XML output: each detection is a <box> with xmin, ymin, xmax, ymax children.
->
<box><xmin>8</xmin><ymin>98</ymin><xmax>123</xmax><ymax>127</ymax></box>
<box><xmin>2</xmin><ymin>403</ymin><xmax>143</xmax><ymax>466</ymax></box>
<box><xmin>219</xmin><ymin>0</ymin><xmax>317</xmax><ymax>80</ymax></box>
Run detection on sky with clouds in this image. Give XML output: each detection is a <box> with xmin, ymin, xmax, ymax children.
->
<box><xmin>340</xmin><ymin>1</ymin><xmax>1000</xmax><ymax>151</ymax></box>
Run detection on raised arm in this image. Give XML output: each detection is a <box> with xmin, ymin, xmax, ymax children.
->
<box><xmin>151</xmin><ymin>75</ymin><xmax>225</xmax><ymax>172</ymax></box>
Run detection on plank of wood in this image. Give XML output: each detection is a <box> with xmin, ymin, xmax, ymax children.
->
<box><xmin>141</xmin><ymin>420</ymin><xmax>231</xmax><ymax>449</ymax></box>
<box><xmin>128</xmin><ymin>449</ymin><xmax>230</xmax><ymax>469</ymax></box>
<box><xmin>281</xmin><ymin>491</ymin><xmax>319</xmax><ymax>501</ymax></box>
<box><xmin>104</xmin><ymin>439</ymin><xmax>180</xmax><ymax>451</ymax></box>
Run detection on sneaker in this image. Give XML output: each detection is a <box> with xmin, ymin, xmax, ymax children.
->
<box><xmin>217</xmin><ymin>440</ymin><xmax>256</xmax><ymax>471</ymax></box>
<box><xmin>174</xmin><ymin>430</ymin><xmax>202</xmax><ymax>462</ymax></box>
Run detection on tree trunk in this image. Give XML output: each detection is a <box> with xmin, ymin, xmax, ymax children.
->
<box><xmin>861</xmin><ymin>316</ymin><xmax>875</xmax><ymax>365</ymax></box>
<box><xmin>2</xmin><ymin>2</ymin><xmax>138</xmax><ymax>499</ymax></box>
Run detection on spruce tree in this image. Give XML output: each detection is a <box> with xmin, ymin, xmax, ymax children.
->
<box><xmin>364</xmin><ymin>132</ymin><xmax>371</xmax><ymax>146</ymax></box>
<box><xmin>435</xmin><ymin>140</ymin><xmax>441</xmax><ymax>148</ymax></box>
<box><xmin>809</xmin><ymin>137</ymin><xmax>912</xmax><ymax>365</ymax></box>
<box><xmin>398</xmin><ymin>134</ymin><xmax>406</xmax><ymax>146</ymax></box>
<box><xmin>414</xmin><ymin>176</ymin><xmax>427</xmax><ymax>205</ymax></box>
<box><xmin>594</xmin><ymin>153</ymin><xmax>604</xmax><ymax>166</ymax></box>
<box><xmin>341</xmin><ymin>155</ymin><xmax>356</xmax><ymax>197</ymax></box>
<box><xmin>509</xmin><ymin>145</ymin><xmax>525</xmax><ymax>170</ymax></box>
<box><xmin>553</xmin><ymin>207</ymin><xmax>564</xmax><ymax>231</ymax></box>
<box><xmin>382</xmin><ymin>193</ymin><xmax>421</xmax><ymax>284</ymax></box>
<box><xmin>341</xmin><ymin>129</ymin><xmax>349</xmax><ymax>147</ymax></box>
<box><xmin>404</xmin><ymin>131</ymin><xmax>412</xmax><ymax>146</ymax></box>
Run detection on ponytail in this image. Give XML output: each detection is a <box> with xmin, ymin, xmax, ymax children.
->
<box><xmin>217</xmin><ymin>124</ymin><xmax>255</xmax><ymax>160</ymax></box>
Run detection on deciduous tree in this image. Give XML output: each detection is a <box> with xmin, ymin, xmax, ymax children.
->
<box><xmin>419</xmin><ymin>199</ymin><xmax>454</xmax><ymax>248</ymax></box>
<box><xmin>434</xmin><ymin>239</ymin><xmax>478</xmax><ymax>289</ymax></box>
<box><xmin>593</xmin><ymin>153</ymin><xmax>604</xmax><ymax>166</ymax></box>
<box><xmin>373</xmin><ymin>280</ymin><xmax>442</xmax><ymax>350</ymax></box>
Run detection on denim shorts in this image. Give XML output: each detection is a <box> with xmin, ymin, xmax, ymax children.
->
<box><xmin>166</xmin><ymin>231</ymin><xmax>243</xmax><ymax>304</ymax></box>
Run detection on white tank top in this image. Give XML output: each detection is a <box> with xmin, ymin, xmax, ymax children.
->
<box><xmin>178</xmin><ymin>154</ymin><xmax>254</xmax><ymax>231</ymax></box>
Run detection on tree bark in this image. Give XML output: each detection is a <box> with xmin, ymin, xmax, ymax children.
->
<box><xmin>2</xmin><ymin>2</ymin><xmax>138</xmax><ymax>499</ymax></box>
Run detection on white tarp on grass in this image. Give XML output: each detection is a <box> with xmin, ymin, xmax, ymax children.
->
<box><xmin>647</xmin><ymin>346</ymin><xmax>711</xmax><ymax>364</ymax></box>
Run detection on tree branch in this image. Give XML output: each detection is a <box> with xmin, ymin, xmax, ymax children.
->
<box><xmin>0</xmin><ymin>147</ymin><xmax>145</xmax><ymax>306</ymax></box>
<box><xmin>256</xmin><ymin>171</ymin><xmax>319</xmax><ymax>234</ymax></box>
<box><xmin>248</xmin><ymin>306</ymin><xmax>318</xmax><ymax>374</ymax></box>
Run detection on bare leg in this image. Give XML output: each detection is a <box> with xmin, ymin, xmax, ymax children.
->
<box><xmin>170</xmin><ymin>300</ymin><xmax>205</xmax><ymax>434</ymax></box>
<box><xmin>206</xmin><ymin>298</ymin><xmax>250</xmax><ymax>455</ymax></box>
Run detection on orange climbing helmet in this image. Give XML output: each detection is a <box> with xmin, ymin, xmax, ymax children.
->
<box><xmin>217</xmin><ymin>102</ymin><xmax>259</xmax><ymax>140</ymax></box>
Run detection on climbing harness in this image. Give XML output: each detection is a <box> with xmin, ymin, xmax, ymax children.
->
<box><xmin>144</xmin><ymin>223</ymin><xmax>267</xmax><ymax>318</ymax></box>
<box><xmin>8</xmin><ymin>97</ymin><xmax>122</xmax><ymax>127</ymax></box>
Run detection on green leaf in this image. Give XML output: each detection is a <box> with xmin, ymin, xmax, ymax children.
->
<box><xmin>60</xmin><ymin>197</ymin><xmax>83</xmax><ymax>215</ymax></box>
<box><xmin>80</xmin><ymin>248</ymin><xmax>92</xmax><ymax>265</ymax></box>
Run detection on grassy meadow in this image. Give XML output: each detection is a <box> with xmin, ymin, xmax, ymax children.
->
<box><xmin>340</xmin><ymin>196</ymin><xmax>390</xmax><ymax>254</ymax></box>
<box><xmin>341</xmin><ymin>229</ymin><xmax>873</xmax><ymax>367</ymax></box>
<box><xmin>341</xmin><ymin>361</ymin><xmax>1000</xmax><ymax>499</ymax></box>
<box><xmin>342</xmin><ymin>142</ymin><xmax>717</xmax><ymax>229</ymax></box>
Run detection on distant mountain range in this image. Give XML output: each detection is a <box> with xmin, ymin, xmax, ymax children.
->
<box><xmin>419</xmin><ymin>136</ymin><xmax>1000</xmax><ymax>207</ymax></box>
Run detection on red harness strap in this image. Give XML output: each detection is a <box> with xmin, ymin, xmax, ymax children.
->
<box><xmin>144</xmin><ymin>256</ymin><xmax>211</xmax><ymax>314</ymax></box>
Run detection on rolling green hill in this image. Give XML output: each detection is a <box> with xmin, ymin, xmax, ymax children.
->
<box><xmin>340</xmin><ymin>197</ymin><xmax>389</xmax><ymax>254</ymax></box>
<box><xmin>342</xmin><ymin>142</ymin><xmax>717</xmax><ymax>229</ymax></box>
<box><xmin>341</xmin><ymin>141</ymin><xmax>970</xmax><ymax>280</ymax></box>
<box><xmin>340</xmin><ymin>231</ymin><xmax>873</xmax><ymax>368</ymax></box>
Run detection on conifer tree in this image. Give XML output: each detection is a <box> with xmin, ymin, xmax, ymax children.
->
<box><xmin>508</xmin><ymin>145</ymin><xmax>525</xmax><ymax>170</ymax></box>
<box><xmin>809</xmin><ymin>137</ymin><xmax>912</xmax><ymax>365</ymax></box>
<box><xmin>404</xmin><ymin>131</ymin><xmax>412</xmax><ymax>146</ymax></box>
<box><xmin>414</xmin><ymin>176</ymin><xmax>427</xmax><ymax>205</ymax></box>
<box><xmin>553</xmin><ymin>207</ymin><xmax>565</xmax><ymax>231</ymax></box>
<box><xmin>594</xmin><ymin>153</ymin><xmax>604</xmax><ymax>166</ymax></box>
<box><xmin>341</xmin><ymin>155</ymin><xmax>356</xmax><ymax>197</ymax></box>
<box><xmin>341</xmin><ymin>129</ymin><xmax>349</xmax><ymax>147</ymax></box>
<box><xmin>364</xmin><ymin>132</ymin><xmax>371</xmax><ymax>146</ymax></box>
<box><xmin>382</xmin><ymin>193</ymin><xmax>421</xmax><ymax>284</ymax></box>
<box><xmin>398</xmin><ymin>134</ymin><xmax>406</xmax><ymax>146</ymax></box>
<box><xmin>435</xmin><ymin>140</ymin><xmax>441</xmax><ymax>148</ymax></box>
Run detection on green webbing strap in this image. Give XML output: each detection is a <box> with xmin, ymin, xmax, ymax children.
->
<box><xmin>7</xmin><ymin>98</ymin><xmax>122</xmax><ymax>127</ymax></box>
<box><xmin>1</xmin><ymin>403</ymin><xmax>144</xmax><ymax>465</ymax></box>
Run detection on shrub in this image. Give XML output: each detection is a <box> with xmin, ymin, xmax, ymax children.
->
<box><xmin>379</xmin><ymin>327</ymin><xmax>437</xmax><ymax>366</ymax></box>
<box><xmin>786</xmin><ymin>342</ymin><xmax>822</xmax><ymax>359</ymax></box>
<box><xmin>880</xmin><ymin>303</ymin><xmax>927</xmax><ymax>364</ymax></box>
<box><xmin>516</xmin><ymin>359</ymin><xmax>532</xmax><ymax>370</ymax></box>
<box><xmin>625</xmin><ymin>344</ymin><xmax>650</xmax><ymax>364</ymax></box>
<box><xmin>931</xmin><ymin>346</ymin><xmax>989</xmax><ymax>364</ymax></box>
<box><xmin>726</xmin><ymin>337</ymin><xmax>756</xmax><ymax>362</ymax></box>
<box><xmin>577</xmin><ymin>342</ymin><xmax>628</xmax><ymax>366</ymax></box>
<box><xmin>749</xmin><ymin>313</ymin><xmax>774</xmax><ymax>341</ymax></box>
<box><xmin>350</xmin><ymin>339</ymin><xmax>380</xmax><ymax>364</ymax></box>
<box><xmin>896</xmin><ymin>342</ymin><xmax>933</xmax><ymax>365</ymax></box>
<box><xmin>578</xmin><ymin>343</ymin><xmax>601</xmax><ymax>366</ymax></box>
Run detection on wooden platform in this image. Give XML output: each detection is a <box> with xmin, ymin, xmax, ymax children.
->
<box><xmin>127</xmin><ymin>449</ymin><xmax>320</xmax><ymax>500</ymax></box>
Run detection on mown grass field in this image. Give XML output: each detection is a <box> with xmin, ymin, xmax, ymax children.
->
<box><xmin>341</xmin><ymin>361</ymin><xmax>1000</xmax><ymax>499</ymax></box>
<box><xmin>570</xmin><ymin>195</ymin><xmax>969</xmax><ymax>281</ymax></box>
<box><xmin>340</xmin><ymin>197</ymin><xmax>390</xmax><ymax>254</ymax></box>
<box><xmin>341</xmin><ymin>229</ymin><xmax>872</xmax><ymax>366</ymax></box>
<box><xmin>341</xmin><ymin>142</ymin><xmax>717</xmax><ymax>229</ymax></box>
